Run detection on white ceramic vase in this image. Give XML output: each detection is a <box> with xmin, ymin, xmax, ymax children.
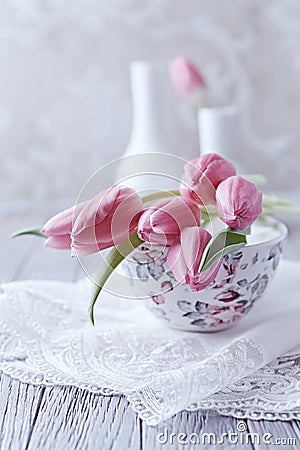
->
<box><xmin>115</xmin><ymin>60</ymin><xmax>182</xmax><ymax>193</ymax></box>
<box><xmin>198</xmin><ymin>106</ymin><xmax>237</xmax><ymax>160</ymax></box>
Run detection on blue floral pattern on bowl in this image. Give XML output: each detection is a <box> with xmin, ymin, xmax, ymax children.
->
<box><xmin>121</xmin><ymin>218</ymin><xmax>287</xmax><ymax>332</ymax></box>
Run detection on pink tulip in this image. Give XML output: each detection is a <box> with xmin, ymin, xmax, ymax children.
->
<box><xmin>169</xmin><ymin>56</ymin><xmax>205</xmax><ymax>100</ymax></box>
<box><xmin>42</xmin><ymin>201</ymin><xmax>87</xmax><ymax>250</ymax></box>
<box><xmin>216</xmin><ymin>176</ymin><xmax>263</xmax><ymax>230</ymax></box>
<box><xmin>71</xmin><ymin>186</ymin><xmax>143</xmax><ymax>256</ymax></box>
<box><xmin>167</xmin><ymin>227</ymin><xmax>221</xmax><ymax>291</ymax></box>
<box><xmin>181</xmin><ymin>153</ymin><xmax>236</xmax><ymax>205</ymax></box>
<box><xmin>137</xmin><ymin>197</ymin><xmax>201</xmax><ymax>246</ymax></box>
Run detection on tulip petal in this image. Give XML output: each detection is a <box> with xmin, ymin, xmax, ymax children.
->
<box><xmin>71</xmin><ymin>186</ymin><xmax>143</xmax><ymax>255</ymax></box>
<box><xmin>169</xmin><ymin>56</ymin><xmax>205</xmax><ymax>98</ymax></box>
<box><xmin>167</xmin><ymin>241</ymin><xmax>187</xmax><ymax>283</ymax></box>
<box><xmin>70</xmin><ymin>242</ymin><xmax>100</xmax><ymax>257</ymax></box>
<box><xmin>189</xmin><ymin>260</ymin><xmax>222</xmax><ymax>292</ymax></box>
<box><xmin>44</xmin><ymin>235</ymin><xmax>71</xmax><ymax>250</ymax></box>
<box><xmin>138</xmin><ymin>197</ymin><xmax>200</xmax><ymax>246</ymax></box>
<box><xmin>72</xmin><ymin>187</ymin><xmax>121</xmax><ymax>235</ymax></box>
<box><xmin>167</xmin><ymin>226</ymin><xmax>221</xmax><ymax>291</ymax></box>
<box><xmin>180</xmin><ymin>227</ymin><xmax>212</xmax><ymax>277</ymax></box>
<box><xmin>150</xmin><ymin>198</ymin><xmax>200</xmax><ymax>234</ymax></box>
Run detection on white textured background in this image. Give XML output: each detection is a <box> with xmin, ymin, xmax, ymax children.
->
<box><xmin>1</xmin><ymin>0</ymin><xmax>300</xmax><ymax>213</ymax></box>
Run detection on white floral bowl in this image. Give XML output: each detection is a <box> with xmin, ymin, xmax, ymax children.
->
<box><xmin>119</xmin><ymin>217</ymin><xmax>288</xmax><ymax>332</ymax></box>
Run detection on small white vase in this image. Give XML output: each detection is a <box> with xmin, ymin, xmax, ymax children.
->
<box><xmin>116</xmin><ymin>60</ymin><xmax>182</xmax><ymax>193</ymax></box>
<box><xmin>198</xmin><ymin>106</ymin><xmax>237</xmax><ymax>161</ymax></box>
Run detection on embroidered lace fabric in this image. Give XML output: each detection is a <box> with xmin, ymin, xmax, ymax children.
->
<box><xmin>0</xmin><ymin>260</ymin><xmax>299</xmax><ymax>425</ymax></box>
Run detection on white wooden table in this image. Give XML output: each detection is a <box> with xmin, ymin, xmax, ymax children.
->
<box><xmin>0</xmin><ymin>212</ymin><xmax>299</xmax><ymax>450</ymax></box>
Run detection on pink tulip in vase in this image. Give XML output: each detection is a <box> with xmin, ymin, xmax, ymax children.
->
<box><xmin>169</xmin><ymin>56</ymin><xmax>239</xmax><ymax>167</ymax></box>
<box><xmin>14</xmin><ymin>153</ymin><xmax>295</xmax><ymax>332</ymax></box>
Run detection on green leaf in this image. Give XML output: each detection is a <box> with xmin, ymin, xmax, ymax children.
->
<box><xmin>11</xmin><ymin>227</ymin><xmax>46</xmax><ymax>239</ymax></box>
<box><xmin>262</xmin><ymin>194</ymin><xmax>300</xmax><ymax>215</ymax></box>
<box><xmin>199</xmin><ymin>205</ymin><xmax>217</xmax><ymax>217</ymax></box>
<box><xmin>228</xmin><ymin>226</ymin><xmax>251</xmax><ymax>236</ymax></box>
<box><xmin>199</xmin><ymin>230</ymin><xmax>247</xmax><ymax>273</ymax></box>
<box><xmin>201</xmin><ymin>217</ymin><xmax>211</xmax><ymax>230</ymax></box>
<box><xmin>89</xmin><ymin>232</ymin><xmax>143</xmax><ymax>325</ymax></box>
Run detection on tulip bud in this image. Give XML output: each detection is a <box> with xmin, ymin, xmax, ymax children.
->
<box><xmin>71</xmin><ymin>186</ymin><xmax>143</xmax><ymax>256</ymax></box>
<box><xmin>216</xmin><ymin>176</ymin><xmax>263</xmax><ymax>230</ymax></box>
<box><xmin>181</xmin><ymin>153</ymin><xmax>236</xmax><ymax>205</ymax></box>
<box><xmin>169</xmin><ymin>56</ymin><xmax>206</xmax><ymax>102</ymax></box>
<box><xmin>137</xmin><ymin>197</ymin><xmax>201</xmax><ymax>246</ymax></box>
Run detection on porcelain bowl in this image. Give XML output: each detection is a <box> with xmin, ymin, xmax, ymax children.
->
<box><xmin>119</xmin><ymin>217</ymin><xmax>288</xmax><ymax>332</ymax></box>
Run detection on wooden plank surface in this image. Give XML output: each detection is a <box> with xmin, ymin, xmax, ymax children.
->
<box><xmin>0</xmin><ymin>212</ymin><xmax>299</xmax><ymax>450</ymax></box>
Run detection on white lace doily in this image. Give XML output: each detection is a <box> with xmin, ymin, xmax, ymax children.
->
<box><xmin>0</xmin><ymin>259</ymin><xmax>300</xmax><ymax>425</ymax></box>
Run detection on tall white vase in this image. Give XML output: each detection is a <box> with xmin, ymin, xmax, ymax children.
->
<box><xmin>198</xmin><ymin>106</ymin><xmax>237</xmax><ymax>162</ymax></box>
<box><xmin>116</xmin><ymin>60</ymin><xmax>182</xmax><ymax>194</ymax></box>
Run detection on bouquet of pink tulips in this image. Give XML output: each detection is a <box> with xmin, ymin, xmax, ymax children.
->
<box><xmin>13</xmin><ymin>153</ymin><xmax>299</xmax><ymax>323</ymax></box>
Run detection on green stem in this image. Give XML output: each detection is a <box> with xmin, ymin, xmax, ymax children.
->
<box><xmin>142</xmin><ymin>190</ymin><xmax>180</xmax><ymax>205</ymax></box>
<box><xmin>262</xmin><ymin>194</ymin><xmax>300</xmax><ymax>215</ymax></box>
<box><xmin>89</xmin><ymin>231</ymin><xmax>143</xmax><ymax>325</ymax></box>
